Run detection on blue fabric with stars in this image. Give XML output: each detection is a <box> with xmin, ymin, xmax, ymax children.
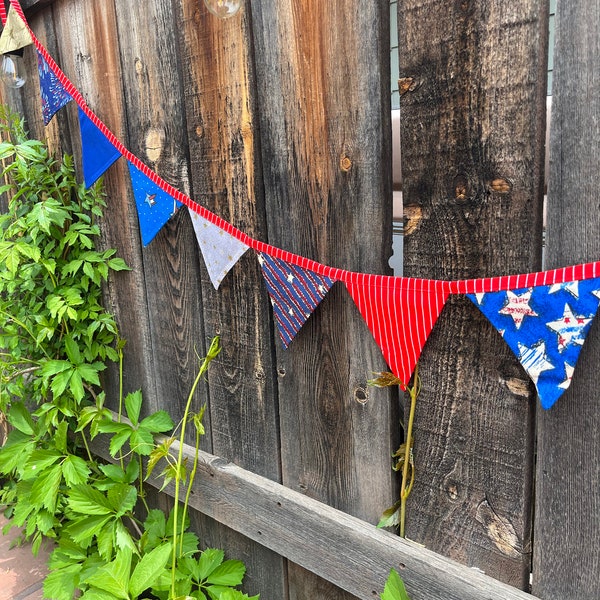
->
<box><xmin>467</xmin><ymin>278</ymin><xmax>600</xmax><ymax>409</ymax></box>
<box><xmin>37</xmin><ymin>50</ymin><xmax>72</xmax><ymax>125</ymax></box>
<box><xmin>78</xmin><ymin>106</ymin><xmax>121</xmax><ymax>188</ymax></box>
<box><xmin>127</xmin><ymin>161</ymin><xmax>182</xmax><ymax>246</ymax></box>
<box><xmin>258</xmin><ymin>253</ymin><xmax>335</xmax><ymax>348</ymax></box>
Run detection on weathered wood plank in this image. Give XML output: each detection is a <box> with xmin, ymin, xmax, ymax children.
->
<box><xmin>89</xmin><ymin>431</ymin><xmax>540</xmax><ymax>600</ymax></box>
<box><xmin>50</xmin><ymin>0</ymin><xmax>158</xmax><ymax>409</ymax></box>
<box><xmin>397</xmin><ymin>0</ymin><xmax>548</xmax><ymax>587</ymax></box>
<box><xmin>533</xmin><ymin>0</ymin><xmax>600</xmax><ymax>597</ymax></box>
<box><xmin>112</xmin><ymin>0</ymin><xmax>209</xmax><ymax>424</ymax></box>
<box><xmin>172</xmin><ymin>1</ymin><xmax>286</xmax><ymax>597</ymax></box>
<box><xmin>249</xmin><ymin>2</ymin><xmax>397</xmax><ymax>597</ymax></box>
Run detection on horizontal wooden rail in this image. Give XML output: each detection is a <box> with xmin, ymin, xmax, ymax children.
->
<box><xmin>90</xmin><ymin>421</ymin><xmax>538</xmax><ymax>600</ymax></box>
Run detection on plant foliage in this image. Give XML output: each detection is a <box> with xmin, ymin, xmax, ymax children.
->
<box><xmin>0</xmin><ymin>110</ymin><xmax>257</xmax><ymax>600</ymax></box>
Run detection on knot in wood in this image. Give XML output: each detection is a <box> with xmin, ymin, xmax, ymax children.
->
<box><xmin>453</xmin><ymin>174</ymin><xmax>469</xmax><ymax>202</ymax></box>
<box><xmin>488</xmin><ymin>178</ymin><xmax>512</xmax><ymax>193</ymax></box>
<box><xmin>340</xmin><ymin>155</ymin><xmax>352</xmax><ymax>172</ymax></box>
<box><xmin>353</xmin><ymin>387</ymin><xmax>368</xmax><ymax>404</ymax></box>
<box><xmin>398</xmin><ymin>77</ymin><xmax>420</xmax><ymax>95</ymax></box>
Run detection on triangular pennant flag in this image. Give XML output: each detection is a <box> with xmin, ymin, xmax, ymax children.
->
<box><xmin>190</xmin><ymin>211</ymin><xmax>249</xmax><ymax>288</ymax></box>
<box><xmin>258</xmin><ymin>253</ymin><xmax>335</xmax><ymax>348</ymax></box>
<box><xmin>467</xmin><ymin>278</ymin><xmax>600</xmax><ymax>409</ymax></box>
<box><xmin>78</xmin><ymin>106</ymin><xmax>121</xmax><ymax>187</ymax></box>
<box><xmin>37</xmin><ymin>50</ymin><xmax>72</xmax><ymax>125</ymax></box>
<box><xmin>127</xmin><ymin>161</ymin><xmax>182</xmax><ymax>246</ymax></box>
<box><xmin>345</xmin><ymin>276</ymin><xmax>450</xmax><ymax>387</ymax></box>
<box><xmin>0</xmin><ymin>5</ymin><xmax>33</xmax><ymax>54</ymax></box>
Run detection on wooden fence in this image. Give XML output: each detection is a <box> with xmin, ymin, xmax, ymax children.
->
<box><xmin>1</xmin><ymin>0</ymin><xmax>599</xmax><ymax>598</ymax></box>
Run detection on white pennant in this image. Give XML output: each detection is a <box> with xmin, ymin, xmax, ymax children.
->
<box><xmin>190</xmin><ymin>211</ymin><xmax>249</xmax><ymax>289</ymax></box>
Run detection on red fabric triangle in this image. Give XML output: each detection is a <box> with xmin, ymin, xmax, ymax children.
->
<box><xmin>345</xmin><ymin>275</ymin><xmax>450</xmax><ymax>386</ymax></box>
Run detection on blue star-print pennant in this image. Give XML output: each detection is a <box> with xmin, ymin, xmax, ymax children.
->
<box><xmin>37</xmin><ymin>50</ymin><xmax>72</xmax><ymax>125</ymax></box>
<box><xmin>467</xmin><ymin>278</ymin><xmax>600</xmax><ymax>409</ymax></box>
<box><xmin>258</xmin><ymin>253</ymin><xmax>335</xmax><ymax>348</ymax></box>
<box><xmin>78</xmin><ymin>106</ymin><xmax>122</xmax><ymax>188</ymax></box>
<box><xmin>127</xmin><ymin>161</ymin><xmax>182</xmax><ymax>246</ymax></box>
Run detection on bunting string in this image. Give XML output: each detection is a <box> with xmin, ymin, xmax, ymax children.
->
<box><xmin>2</xmin><ymin>0</ymin><xmax>599</xmax><ymax>408</ymax></box>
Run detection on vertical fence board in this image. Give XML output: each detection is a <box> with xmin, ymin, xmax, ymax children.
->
<box><xmin>50</xmin><ymin>0</ymin><xmax>158</xmax><ymax>408</ymax></box>
<box><xmin>250</xmin><ymin>1</ymin><xmax>396</xmax><ymax>598</ymax></box>
<box><xmin>112</xmin><ymin>0</ymin><xmax>208</xmax><ymax>422</ymax></box>
<box><xmin>172</xmin><ymin>1</ymin><xmax>287</xmax><ymax>597</ymax></box>
<box><xmin>533</xmin><ymin>0</ymin><xmax>600</xmax><ymax>597</ymax></box>
<box><xmin>397</xmin><ymin>0</ymin><xmax>547</xmax><ymax>587</ymax></box>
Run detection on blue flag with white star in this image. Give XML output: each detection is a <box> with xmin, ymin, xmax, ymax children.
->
<box><xmin>78</xmin><ymin>106</ymin><xmax>121</xmax><ymax>187</ymax></box>
<box><xmin>258</xmin><ymin>253</ymin><xmax>335</xmax><ymax>348</ymax></box>
<box><xmin>37</xmin><ymin>50</ymin><xmax>72</xmax><ymax>125</ymax></box>
<box><xmin>127</xmin><ymin>161</ymin><xmax>182</xmax><ymax>246</ymax></box>
<box><xmin>467</xmin><ymin>279</ymin><xmax>600</xmax><ymax>409</ymax></box>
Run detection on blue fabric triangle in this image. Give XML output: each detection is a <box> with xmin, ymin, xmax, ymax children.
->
<box><xmin>467</xmin><ymin>278</ymin><xmax>600</xmax><ymax>409</ymax></box>
<box><xmin>37</xmin><ymin>50</ymin><xmax>72</xmax><ymax>125</ymax></box>
<box><xmin>127</xmin><ymin>161</ymin><xmax>182</xmax><ymax>246</ymax></box>
<box><xmin>258</xmin><ymin>253</ymin><xmax>335</xmax><ymax>347</ymax></box>
<box><xmin>77</xmin><ymin>106</ymin><xmax>121</xmax><ymax>187</ymax></box>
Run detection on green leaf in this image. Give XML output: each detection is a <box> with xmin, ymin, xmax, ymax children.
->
<box><xmin>205</xmin><ymin>559</ymin><xmax>245</xmax><ymax>587</ymax></box>
<box><xmin>124</xmin><ymin>389</ymin><xmax>143</xmax><ymax>426</ymax></box>
<box><xmin>21</xmin><ymin>449</ymin><xmax>63</xmax><ymax>480</ymax></box>
<box><xmin>197</xmin><ymin>548</ymin><xmax>225</xmax><ymax>580</ymax></box>
<box><xmin>107</xmin><ymin>483</ymin><xmax>137</xmax><ymax>517</ymax></box>
<box><xmin>128</xmin><ymin>542</ymin><xmax>172</xmax><ymax>598</ymax></box>
<box><xmin>65</xmin><ymin>514</ymin><xmax>112</xmax><ymax>547</ymax></box>
<box><xmin>377</xmin><ymin>500</ymin><xmax>402</xmax><ymax>529</ymax></box>
<box><xmin>30</xmin><ymin>463</ymin><xmax>62</xmax><ymax>511</ymax></box>
<box><xmin>62</xmin><ymin>454</ymin><xmax>91</xmax><ymax>486</ymax></box>
<box><xmin>79</xmin><ymin>589</ymin><xmax>121</xmax><ymax>600</ymax></box>
<box><xmin>7</xmin><ymin>401</ymin><xmax>35</xmax><ymax>435</ymax></box>
<box><xmin>85</xmin><ymin>549</ymin><xmax>132</xmax><ymax>600</ymax></box>
<box><xmin>129</xmin><ymin>428</ymin><xmax>155</xmax><ymax>456</ymax></box>
<box><xmin>140</xmin><ymin>410</ymin><xmax>174</xmax><ymax>434</ymax></box>
<box><xmin>68</xmin><ymin>485</ymin><xmax>113</xmax><ymax>515</ymax></box>
<box><xmin>43</xmin><ymin>564</ymin><xmax>81</xmax><ymax>600</ymax></box>
<box><xmin>381</xmin><ymin>568</ymin><xmax>411</xmax><ymax>600</ymax></box>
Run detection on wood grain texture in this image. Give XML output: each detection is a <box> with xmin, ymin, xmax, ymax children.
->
<box><xmin>89</xmin><ymin>430</ymin><xmax>541</xmax><ymax>600</ymax></box>
<box><xmin>397</xmin><ymin>0</ymin><xmax>548</xmax><ymax>587</ymax></box>
<box><xmin>533</xmin><ymin>0</ymin><xmax>600</xmax><ymax>597</ymax></box>
<box><xmin>112</xmin><ymin>0</ymin><xmax>209</xmax><ymax>425</ymax></box>
<box><xmin>50</xmin><ymin>0</ymin><xmax>158</xmax><ymax>410</ymax></box>
<box><xmin>172</xmin><ymin>1</ymin><xmax>286</xmax><ymax>596</ymax></box>
<box><xmin>249</xmin><ymin>2</ymin><xmax>396</xmax><ymax>597</ymax></box>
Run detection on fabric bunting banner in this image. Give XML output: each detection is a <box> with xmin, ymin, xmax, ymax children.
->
<box><xmin>190</xmin><ymin>211</ymin><xmax>249</xmax><ymax>289</ymax></box>
<box><xmin>467</xmin><ymin>278</ymin><xmax>600</xmax><ymax>409</ymax></box>
<box><xmin>37</xmin><ymin>50</ymin><xmax>72</xmax><ymax>125</ymax></box>
<box><xmin>127</xmin><ymin>161</ymin><xmax>182</xmax><ymax>246</ymax></box>
<box><xmin>78</xmin><ymin>106</ymin><xmax>121</xmax><ymax>188</ymax></box>
<box><xmin>345</xmin><ymin>276</ymin><xmax>451</xmax><ymax>388</ymax></box>
<box><xmin>9</xmin><ymin>0</ymin><xmax>600</xmax><ymax>409</ymax></box>
<box><xmin>0</xmin><ymin>4</ymin><xmax>32</xmax><ymax>54</ymax></box>
<box><xmin>258</xmin><ymin>253</ymin><xmax>335</xmax><ymax>348</ymax></box>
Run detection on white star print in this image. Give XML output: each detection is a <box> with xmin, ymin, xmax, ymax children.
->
<box><xmin>558</xmin><ymin>363</ymin><xmax>575</xmax><ymax>390</ymax></box>
<box><xmin>474</xmin><ymin>292</ymin><xmax>485</xmax><ymax>305</ymax></box>
<box><xmin>287</xmin><ymin>273</ymin><xmax>295</xmax><ymax>284</ymax></box>
<box><xmin>549</xmin><ymin>281</ymin><xmax>580</xmax><ymax>298</ymax></box>
<box><xmin>547</xmin><ymin>304</ymin><xmax>591</xmax><ymax>352</ymax></box>
<box><xmin>499</xmin><ymin>289</ymin><xmax>538</xmax><ymax>329</ymax></box>
<box><xmin>518</xmin><ymin>341</ymin><xmax>554</xmax><ymax>385</ymax></box>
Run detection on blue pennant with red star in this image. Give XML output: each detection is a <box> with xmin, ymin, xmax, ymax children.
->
<box><xmin>467</xmin><ymin>278</ymin><xmax>600</xmax><ymax>409</ymax></box>
<box><xmin>37</xmin><ymin>50</ymin><xmax>72</xmax><ymax>125</ymax></box>
<box><xmin>127</xmin><ymin>161</ymin><xmax>182</xmax><ymax>246</ymax></box>
<box><xmin>258</xmin><ymin>253</ymin><xmax>335</xmax><ymax>347</ymax></box>
<box><xmin>78</xmin><ymin>106</ymin><xmax>121</xmax><ymax>187</ymax></box>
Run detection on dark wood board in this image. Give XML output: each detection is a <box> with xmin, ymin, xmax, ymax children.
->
<box><xmin>533</xmin><ymin>0</ymin><xmax>600</xmax><ymax>597</ymax></box>
<box><xmin>249</xmin><ymin>1</ymin><xmax>397</xmax><ymax>598</ymax></box>
<box><xmin>172</xmin><ymin>1</ymin><xmax>287</xmax><ymax>596</ymax></box>
<box><xmin>397</xmin><ymin>0</ymin><xmax>548</xmax><ymax>587</ymax></box>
